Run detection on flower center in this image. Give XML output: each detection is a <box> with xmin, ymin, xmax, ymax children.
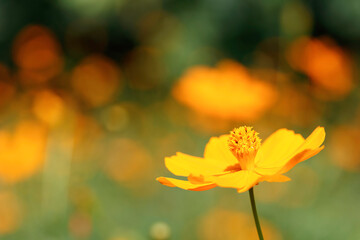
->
<box><xmin>228</xmin><ymin>126</ymin><xmax>261</xmax><ymax>170</ymax></box>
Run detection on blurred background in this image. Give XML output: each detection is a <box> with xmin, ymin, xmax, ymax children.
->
<box><xmin>0</xmin><ymin>0</ymin><xmax>359</xmax><ymax>239</ymax></box>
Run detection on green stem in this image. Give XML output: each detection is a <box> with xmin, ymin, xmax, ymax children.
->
<box><xmin>249</xmin><ymin>187</ymin><xmax>264</xmax><ymax>240</ymax></box>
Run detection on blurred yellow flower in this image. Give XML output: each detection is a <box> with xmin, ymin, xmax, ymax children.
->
<box><xmin>32</xmin><ymin>89</ymin><xmax>65</xmax><ymax>126</ymax></box>
<box><xmin>157</xmin><ymin>126</ymin><xmax>325</xmax><ymax>192</ymax></box>
<box><xmin>0</xmin><ymin>121</ymin><xmax>47</xmax><ymax>183</ymax></box>
<box><xmin>172</xmin><ymin>60</ymin><xmax>277</xmax><ymax>121</ymax></box>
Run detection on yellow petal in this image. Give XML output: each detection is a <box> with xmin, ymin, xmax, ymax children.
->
<box><xmin>255</xmin><ymin>128</ymin><xmax>305</xmax><ymax>168</ymax></box>
<box><xmin>165</xmin><ymin>152</ymin><xmax>229</xmax><ymax>177</ymax></box>
<box><xmin>188</xmin><ymin>174</ymin><xmax>208</xmax><ymax>184</ymax></box>
<box><xmin>279</xmin><ymin>146</ymin><xmax>325</xmax><ymax>174</ymax></box>
<box><xmin>255</xmin><ymin>127</ymin><xmax>325</xmax><ymax>176</ymax></box>
<box><xmin>204</xmin><ymin>135</ymin><xmax>238</xmax><ymax>166</ymax></box>
<box><xmin>156</xmin><ymin>177</ymin><xmax>216</xmax><ymax>191</ymax></box>
<box><xmin>296</xmin><ymin>127</ymin><xmax>325</xmax><ymax>153</ymax></box>
<box><xmin>259</xmin><ymin>174</ymin><xmax>291</xmax><ymax>182</ymax></box>
<box><xmin>207</xmin><ymin>170</ymin><xmax>261</xmax><ymax>193</ymax></box>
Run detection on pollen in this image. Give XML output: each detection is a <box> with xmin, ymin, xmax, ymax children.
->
<box><xmin>228</xmin><ymin>126</ymin><xmax>261</xmax><ymax>168</ymax></box>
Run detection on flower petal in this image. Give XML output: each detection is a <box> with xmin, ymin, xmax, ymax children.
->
<box><xmin>207</xmin><ymin>170</ymin><xmax>261</xmax><ymax>193</ymax></box>
<box><xmin>296</xmin><ymin>127</ymin><xmax>325</xmax><ymax>152</ymax></box>
<box><xmin>255</xmin><ymin>128</ymin><xmax>305</xmax><ymax>167</ymax></box>
<box><xmin>279</xmin><ymin>146</ymin><xmax>325</xmax><ymax>174</ymax></box>
<box><xmin>188</xmin><ymin>174</ymin><xmax>209</xmax><ymax>184</ymax></box>
<box><xmin>165</xmin><ymin>152</ymin><xmax>228</xmax><ymax>177</ymax></box>
<box><xmin>156</xmin><ymin>177</ymin><xmax>216</xmax><ymax>191</ymax></box>
<box><xmin>255</xmin><ymin>127</ymin><xmax>325</xmax><ymax>176</ymax></box>
<box><xmin>204</xmin><ymin>135</ymin><xmax>238</xmax><ymax>166</ymax></box>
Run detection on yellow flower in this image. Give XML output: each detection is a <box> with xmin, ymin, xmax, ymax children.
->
<box><xmin>157</xmin><ymin>126</ymin><xmax>325</xmax><ymax>193</ymax></box>
<box><xmin>0</xmin><ymin>121</ymin><xmax>47</xmax><ymax>183</ymax></box>
<box><xmin>172</xmin><ymin>60</ymin><xmax>277</xmax><ymax>121</ymax></box>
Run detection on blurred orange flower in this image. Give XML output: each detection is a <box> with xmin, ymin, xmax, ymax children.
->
<box><xmin>157</xmin><ymin>126</ymin><xmax>325</xmax><ymax>192</ymax></box>
<box><xmin>287</xmin><ymin>37</ymin><xmax>353</xmax><ymax>98</ymax></box>
<box><xmin>0</xmin><ymin>121</ymin><xmax>47</xmax><ymax>183</ymax></box>
<box><xmin>329</xmin><ymin>125</ymin><xmax>360</xmax><ymax>172</ymax></box>
<box><xmin>13</xmin><ymin>25</ymin><xmax>64</xmax><ymax>84</ymax></box>
<box><xmin>172</xmin><ymin>60</ymin><xmax>277</xmax><ymax>121</ymax></box>
<box><xmin>32</xmin><ymin>89</ymin><xmax>65</xmax><ymax>126</ymax></box>
<box><xmin>71</xmin><ymin>55</ymin><xmax>121</xmax><ymax>107</ymax></box>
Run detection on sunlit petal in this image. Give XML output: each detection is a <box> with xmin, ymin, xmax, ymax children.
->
<box><xmin>255</xmin><ymin>127</ymin><xmax>325</xmax><ymax>175</ymax></box>
<box><xmin>188</xmin><ymin>174</ymin><xmax>209</xmax><ymax>184</ymax></box>
<box><xmin>156</xmin><ymin>177</ymin><xmax>216</xmax><ymax>191</ymax></box>
<box><xmin>296</xmin><ymin>127</ymin><xmax>326</xmax><ymax>152</ymax></box>
<box><xmin>165</xmin><ymin>152</ymin><xmax>228</xmax><ymax>177</ymax></box>
<box><xmin>279</xmin><ymin>146</ymin><xmax>325</xmax><ymax>174</ymax></box>
<box><xmin>204</xmin><ymin>135</ymin><xmax>238</xmax><ymax>166</ymax></box>
<box><xmin>255</xmin><ymin>128</ymin><xmax>305</xmax><ymax>167</ymax></box>
<box><xmin>207</xmin><ymin>170</ymin><xmax>261</xmax><ymax>193</ymax></box>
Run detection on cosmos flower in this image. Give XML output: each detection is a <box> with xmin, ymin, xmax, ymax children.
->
<box><xmin>157</xmin><ymin>126</ymin><xmax>325</xmax><ymax>193</ymax></box>
<box><xmin>172</xmin><ymin>60</ymin><xmax>277</xmax><ymax>121</ymax></box>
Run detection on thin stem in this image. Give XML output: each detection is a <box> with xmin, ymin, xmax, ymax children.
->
<box><xmin>249</xmin><ymin>187</ymin><xmax>264</xmax><ymax>240</ymax></box>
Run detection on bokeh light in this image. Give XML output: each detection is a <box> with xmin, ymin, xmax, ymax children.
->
<box><xmin>0</xmin><ymin>191</ymin><xmax>22</xmax><ymax>235</ymax></box>
<box><xmin>12</xmin><ymin>25</ymin><xmax>63</xmax><ymax>85</ymax></box>
<box><xmin>286</xmin><ymin>36</ymin><xmax>354</xmax><ymax>99</ymax></box>
<box><xmin>103</xmin><ymin>138</ymin><xmax>153</xmax><ymax>188</ymax></box>
<box><xmin>329</xmin><ymin>125</ymin><xmax>360</xmax><ymax>172</ymax></box>
<box><xmin>71</xmin><ymin>55</ymin><xmax>121</xmax><ymax>107</ymax></box>
<box><xmin>32</xmin><ymin>89</ymin><xmax>65</xmax><ymax>126</ymax></box>
<box><xmin>0</xmin><ymin>121</ymin><xmax>47</xmax><ymax>183</ymax></box>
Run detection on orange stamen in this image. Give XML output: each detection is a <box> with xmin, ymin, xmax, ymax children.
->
<box><xmin>228</xmin><ymin>126</ymin><xmax>261</xmax><ymax>170</ymax></box>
